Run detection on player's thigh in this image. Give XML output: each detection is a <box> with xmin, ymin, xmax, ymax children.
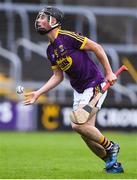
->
<box><xmin>87</xmin><ymin>113</ymin><xmax>97</xmax><ymax>126</ymax></box>
<box><xmin>72</xmin><ymin>84</ymin><xmax>107</xmax><ymax>126</ymax></box>
<box><xmin>71</xmin><ymin>106</ymin><xmax>97</xmax><ymax>131</ymax></box>
<box><xmin>73</xmin><ymin>84</ymin><xmax>107</xmax><ymax>111</ymax></box>
<box><xmin>72</xmin><ymin>87</ymin><xmax>94</xmax><ymax>111</ymax></box>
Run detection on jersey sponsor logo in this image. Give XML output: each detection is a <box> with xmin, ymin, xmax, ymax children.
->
<box><xmin>57</xmin><ymin>56</ymin><xmax>72</xmax><ymax>71</ymax></box>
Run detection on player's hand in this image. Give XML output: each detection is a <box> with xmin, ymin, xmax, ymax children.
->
<box><xmin>105</xmin><ymin>72</ymin><xmax>117</xmax><ymax>85</ymax></box>
<box><xmin>24</xmin><ymin>91</ymin><xmax>39</xmax><ymax>105</ymax></box>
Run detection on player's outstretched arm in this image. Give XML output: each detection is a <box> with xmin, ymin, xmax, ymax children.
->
<box><xmin>24</xmin><ymin>67</ymin><xmax>64</xmax><ymax>105</ymax></box>
<box><xmin>83</xmin><ymin>38</ymin><xmax>117</xmax><ymax>85</ymax></box>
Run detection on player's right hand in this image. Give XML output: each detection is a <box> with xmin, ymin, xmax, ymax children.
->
<box><xmin>24</xmin><ymin>91</ymin><xmax>39</xmax><ymax>105</ymax></box>
<box><xmin>105</xmin><ymin>72</ymin><xmax>117</xmax><ymax>86</ymax></box>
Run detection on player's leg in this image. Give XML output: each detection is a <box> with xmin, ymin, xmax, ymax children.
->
<box><xmin>81</xmin><ymin>135</ymin><xmax>107</xmax><ymax>159</ymax></box>
<box><xmin>71</xmin><ymin>85</ymin><xmax>123</xmax><ymax>172</ymax></box>
<box><xmin>71</xmin><ymin>86</ymin><xmax>112</xmax><ymax>148</ymax></box>
<box><xmin>71</xmin><ymin>113</ymin><xmax>114</xmax><ymax>157</ymax></box>
<box><xmin>80</xmin><ymin>113</ymin><xmax>107</xmax><ymax>160</ymax></box>
<box><xmin>71</xmin><ymin>115</ymin><xmax>123</xmax><ymax>173</ymax></box>
<box><xmin>78</xmin><ymin>112</ymin><xmax>123</xmax><ymax>172</ymax></box>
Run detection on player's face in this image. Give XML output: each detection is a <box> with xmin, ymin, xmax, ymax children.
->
<box><xmin>36</xmin><ymin>13</ymin><xmax>51</xmax><ymax>30</ymax></box>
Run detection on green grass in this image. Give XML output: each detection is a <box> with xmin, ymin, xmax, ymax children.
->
<box><xmin>0</xmin><ymin>131</ymin><xmax>137</xmax><ymax>179</ymax></box>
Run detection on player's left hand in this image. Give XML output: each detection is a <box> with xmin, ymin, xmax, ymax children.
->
<box><xmin>105</xmin><ymin>72</ymin><xmax>117</xmax><ymax>85</ymax></box>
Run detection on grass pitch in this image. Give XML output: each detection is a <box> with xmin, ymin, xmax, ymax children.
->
<box><xmin>0</xmin><ymin>131</ymin><xmax>137</xmax><ymax>179</ymax></box>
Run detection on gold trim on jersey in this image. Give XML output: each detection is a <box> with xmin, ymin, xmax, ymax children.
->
<box><xmin>48</xmin><ymin>29</ymin><xmax>60</xmax><ymax>45</ymax></box>
<box><xmin>59</xmin><ymin>30</ymin><xmax>84</xmax><ymax>43</ymax></box>
<box><xmin>80</xmin><ymin>37</ymin><xmax>88</xmax><ymax>50</ymax></box>
<box><xmin>55</xmin><ymin>29</ymin><xmax>60</xmax><ymax>39</ymax></box>
<box><xmin>51</xmin><ymin>65</ymin><xmax>58</xmax><ymax>70</ymax></box>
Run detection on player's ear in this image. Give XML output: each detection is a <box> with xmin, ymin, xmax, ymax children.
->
<box><xmin>50</xmin><ymin>17</ymin><xmax>57</xmax><ymax>26</ymax></box>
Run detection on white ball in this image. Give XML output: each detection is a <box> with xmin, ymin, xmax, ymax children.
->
<box><xmin>16</xmin><ymin>85</ymin><xmax>24</xmax><ymax>94</ymax></box>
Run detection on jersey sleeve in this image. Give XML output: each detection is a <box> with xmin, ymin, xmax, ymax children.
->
<box><xmin>61</xmin><ymin>31</ymin><xmax>88</xmax><ymax>50</ymax></box>
<box><xmin>72</xmin><ymin>32</ymin><xmax>88</xmax><ymax>50</ymax></box>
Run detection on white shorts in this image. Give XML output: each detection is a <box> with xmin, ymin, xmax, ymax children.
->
<box><xmin>73</xmin><ymin>82</ymin><xmax>107</xmax><ymax>111</ymax></box>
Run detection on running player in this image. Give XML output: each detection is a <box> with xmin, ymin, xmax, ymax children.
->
<box><xmin>24</xmin><ymin>6</ymin><xmax>124</xmax><ymax>173</ymax></box>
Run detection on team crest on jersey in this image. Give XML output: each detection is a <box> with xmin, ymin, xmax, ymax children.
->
<box><xmin>59</xmin><ymin>45</ymin><xmax>64</xmax><ymax>52</ymax></box>
<box><xmin>54</xmin><ymin>49</ymin><xmax>59</xmax><ymax>58</ymax></box>
<box><xmin>59</xmin><ymin>45</ymin><xmax>67</xmax><ymax>56</ymax></box>
<box><xmin>57</xmin><ymin>56</ymin><xmax>72</xmax><ymax>71</ymax></box>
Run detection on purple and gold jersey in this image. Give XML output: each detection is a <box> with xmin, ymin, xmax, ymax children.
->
<box><xmin>47</xmin><ymin>29</ymin><xmax>104</xmax><ymax>93</ymax></box>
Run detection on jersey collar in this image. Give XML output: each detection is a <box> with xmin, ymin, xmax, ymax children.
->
<box><xmin>48</xmin><ymin>28</ymin><xmax>60</xmax><ymax>45</ymax></box>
